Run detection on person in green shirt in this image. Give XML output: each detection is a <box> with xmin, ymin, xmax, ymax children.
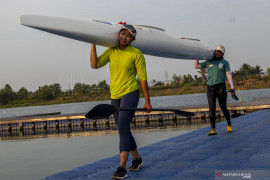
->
<box><xmin>194</xmin><ymin>45</ymin><xmax>235</xmax><ymax>135</ymax></box>
<box><xmin>90</xmin><ymin>24</ymin><xmax>152</xmax><ymax>179</ymax></box>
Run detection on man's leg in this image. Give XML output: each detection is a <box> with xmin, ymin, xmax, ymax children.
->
<box><xmin>216</xmin><ymin>83</ymin><xmax>232</xmax><ymax>132</ymax></box>
<box><xmin>207</xmin><ymin>86</ymin><xmax>217</xmax><ymax>135</ymax></box>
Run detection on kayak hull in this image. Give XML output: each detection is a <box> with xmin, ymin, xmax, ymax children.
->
<box><xmin>20</xmin><ymin>15</ymin><xmax>214</xmax><ymax>60</ymax></box>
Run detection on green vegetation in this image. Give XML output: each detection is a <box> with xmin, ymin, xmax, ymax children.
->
<box><xmin>1</xmin><ymin>64</ymin><xmax>270</xmax><ymax>109</ymax></box>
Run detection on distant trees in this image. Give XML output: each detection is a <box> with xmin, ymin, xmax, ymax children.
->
<box><xmin>74</xmin><ymin>83</ymin><xmax>91</xmax><ymax>95</ymax></box>
<box><xmin>153</xmin><ymin>81</ymin><xmax>164</xmax><ymax>87</ymax></box>
<box><xmin>73</xmin><ymin>81</ymin><xmax>110</xmax><ymax>95</ymax></box>
<box><xmin>0</xmin><ymin>84</ymin><xmax>16</xmax><ymax>105</ymax></box>
<box><xmin>171</xmin><ymin>73</ymin><xmax>197</xmax><ymax>86</ymax></box>
<box><xmin>266</xmin><ymin>67</ymin><xmax>270</xmax><ymax>76</ymax></box>
<box><xmin>17</xmin><ymin>87</ymin><xmax>28</xmax><ymax>100</ymax></box>
<box><xmin>171</xmin><ymin>74</ymin><xmax>182</xmax><ymax>86</ymax></box>
<box><xmin>262</xmin><ymin>67</ymin><xmax>270</xmax><ymax>83</ymax></box>
<box><xmin>197</xmin><ymin>68</ymin><xmax>207</xmax><ymax>82</ymax></box>
<box><xmin>231</xmin><ymin>63</ymin><xmax>265</xmax><ymax>83</ymax></box>
<box><xmin>35</xmin><ymin>83</ymin><xmax>61</xmax><ymax>101</ymax></box>
<box><xmin>168</xmin><ymin>63</ymin><xmax>267</xmax><ymax>88</ymax></box>
<box><xmin>97</xmin><ymin>80</ymin><xmax>110</xmax><ymax>92</ymax></box>
<box><xmin>232</xmin><ymin>63</ymin><xmax>264</xmax><ymax>77</ymax></box>
<box><xmin>0</xmin><ymin>63</ymin><xmax>269</xmax><ymax>107</ymax></box>
<box><xmin>0</xmin><ymin>80</ymin><xmax>111</xmax><ymax>106</ymax></box>
<box><xmin>182</xmin><ymin>74</ymin><xmax>194</xmax><ymax>84</ymax></box>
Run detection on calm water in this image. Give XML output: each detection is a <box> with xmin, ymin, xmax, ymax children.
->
<box><xmin>0</xmin><ymin>88</ymin><xmax>270</xmax><ymax>118</ymax></box>
<box><xmin>0</xmin><ymin>125</ymin><xmax>209</xmax><ymax>180</ymax></box>
<box><xmin>0</xmin><ymin>88</ymin><xmax>269</xmax><ymax>180</ymax></box>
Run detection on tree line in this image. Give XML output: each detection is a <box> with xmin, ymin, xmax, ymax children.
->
<box><xmin>0</xmin><ymin>80</ymin><xmax>109</xmax><ymax>106</ymax></box>
<box><xmin>0</xmin><ymin>63</ymin><xmax>269</xmax><ymax>106</ymax></box>
<box><xmin>153</xmin><ymin>63</ymin><xmax>270</xmax><ymax>87</ymax></box>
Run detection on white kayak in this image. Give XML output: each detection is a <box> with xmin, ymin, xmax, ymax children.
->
<box><xmin>20</xmin><ymin>15</ymin><xmax>214</xmax><ymax>60</ymax></box>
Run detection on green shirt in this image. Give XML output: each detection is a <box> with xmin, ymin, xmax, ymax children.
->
<box><xmin>97</xmin><ymin>45</ymin><xmax>147</xmax><ymax>99</ymax></box>
<box><xmin>200</xmin><ymin>59</ymin><xmax>230</xmax><ymax>86</ymax></box>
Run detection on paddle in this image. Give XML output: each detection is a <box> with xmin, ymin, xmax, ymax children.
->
<box><xmin>85</xmin><ymin>104</ymin><xmax>195</xmax><ymax>119</ymax></box>
<box><xmin>226</xmin><ymin>89</ymin><xmax>239</xmax><ymax>101</ymax></box>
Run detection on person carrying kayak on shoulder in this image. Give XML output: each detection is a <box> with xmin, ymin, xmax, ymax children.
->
<box><xmin>194</xmin><ymin>45</ymin><xmax>235</xmax><ymax>135</ymax></box>
<box><xmin>90</xmin><ymin>24</ymin><xmax>152</xmax><ymax>179</ymax></box>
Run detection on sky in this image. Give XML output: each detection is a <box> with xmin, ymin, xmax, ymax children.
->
<box><xmin>0</xmin><ymin>0</ymin><xmax>270</xmax><ymax>91</ymax></box>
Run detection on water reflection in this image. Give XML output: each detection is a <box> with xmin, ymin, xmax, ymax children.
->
<box><xmin>0</xmin><ymin>123</ymin><xmax>211</xmax><ymax>180</ymax></box>
<box><xmin>0</xmin><ymin>114</ymin><xmax>219</xmax><ymax>141</ymax></box>
<box><xmin>0</xmin><ymin>122</ymin><xmax>211</xmax><ymax>141</ymax></box>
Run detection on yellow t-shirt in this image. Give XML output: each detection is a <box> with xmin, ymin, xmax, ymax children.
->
<box><xmin>97</xmin><ymin>45</ymin><xmax>147</xmax><ymax>99</ymax></box>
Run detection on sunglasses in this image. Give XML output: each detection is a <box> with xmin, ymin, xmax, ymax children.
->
<box><xmin>216</xmin><ymin>50</ymin><xmax>224</xmax><ymax>54</ymax></box>
<box><xmin>122</xmin><ymin>25</ymin><xmax>136</xmax><ymax>36</ymax></box>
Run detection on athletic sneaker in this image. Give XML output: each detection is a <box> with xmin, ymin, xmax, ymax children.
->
<box><xmin>208</xmin><ymin>130</ymin><xmax>217</xmax><ymax>135</ymax></box>
<box><xmin>129</xmin><ymin>157</ymin><xmax>143</xmax><ymax>171</ymax></box>
<box><xmin>227</xmin><ymin>125</ymin><xmax>233</xmax><ymax>132</ymax></box>
<box><xmin>111</xmin><ymin>166</ymin><xmax>128</xmax><ymax>179</ymax></box>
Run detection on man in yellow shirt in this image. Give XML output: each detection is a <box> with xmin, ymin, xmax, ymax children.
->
<box><xmin>90</xmin><ymin>24</ymin><xmax>152</xmax><ymax>179</ymax></box>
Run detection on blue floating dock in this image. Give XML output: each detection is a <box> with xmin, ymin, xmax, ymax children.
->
<box><xmin>46</xmin><ymin>109</ymin><xmax>270</xmax><ymax>180</ymax></box>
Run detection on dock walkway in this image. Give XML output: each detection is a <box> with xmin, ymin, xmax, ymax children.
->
<box><xmin>45</xmin><ymin>109</ymin><xmax>270</xmax><ymax>180</ymax></box>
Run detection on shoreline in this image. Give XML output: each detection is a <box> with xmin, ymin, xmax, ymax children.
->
<box><xmin>1</xmin><ymin>86</ymin><xmax>270</xmax><ymax>110</ymax></box>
